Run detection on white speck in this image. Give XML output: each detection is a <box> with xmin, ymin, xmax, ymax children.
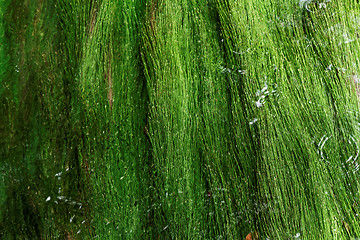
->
<box><xmin>163</xmin><ymin>225</ymin><xmax>169</xmax><ymax>230</ymax></box>
<box><xmin>46</xmin><ymin>196</ymin><xmax>51</xmax><ymax>202</ymax></box>
<box><xmin>219</xmin><ymin>66</ymin><xmax>231</xmax><ymax>73</ymax></box>
<box><xmin>178</xmin><ymin>190</ymin><xmax>183</xmax><ymax>194</ymax></box>
<box><xmin>77</xmin><ymin>229</ymin><xmax>81</xmax><ymax>234</ymax></box>
<box><xmin>294</xmin><ymin>233</ymin><xmax>300</xmax><ymax>238</ymax></box>
<box><xmin>261</xmin><ymin>82</ymin><xmax>268</xmax><ymax>92</ymax></box>
<box><xmin>299</xmin><ymin>0</ymin><xmax>313</xmax><ymax>12</ymax></box>
<box><xmin>352</xmin><ymin>74</ymin><xmax>360</xmax><ymax>84</ymax></box>
<box><xmin>70</xmin><ymin>215</ymin><xmax>75</xmax><ymax>223</ymax></box>
<box><xmin>336</xmin><ymin>67</ymin><xmax>346</xmax><ymax>73</ymax></box>
<box><xmin>55</xmin><ymin>172</ymin><xmax>62</xmax><ymax>177</ymax></box>
<box><xmin>319</xmin><ymin>2</ymin><xmax>326</xmax><ymax>8</ymax></box>
<box><xmin>255</xmin><ymin>100</ymin><xmax>263</xmax><ymax>108</ymax></box>
<box><xmin>249</xmin><ymin>118</ymin><xmax>258</xmax><ymax>125</ymax></box>
<box><xmin>344</xmin><ymin>39</ymin><xmax>356</xmax><ymax>44</ymax></box>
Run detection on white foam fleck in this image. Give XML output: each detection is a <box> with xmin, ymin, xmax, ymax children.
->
<box><xmin>249</xmin><ymin>118</ymin><xmax>258</xmax><ymax>125</ymax></box>
<box><xmin>255</xmin><ymin>100</ymin><xmax>263</xmax><ymax>108</ymax></box>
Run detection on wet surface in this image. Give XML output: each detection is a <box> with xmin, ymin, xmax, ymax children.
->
<box><xmin>2</xmin><ymin>0</ymin><xmax>360</xmax><ymax>239</ymax></box>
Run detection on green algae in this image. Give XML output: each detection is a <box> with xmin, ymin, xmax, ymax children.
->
<box><xmin>1</xmin><ymin>0</ymin><xmax>360</xmax><ymax>239</ymax></box>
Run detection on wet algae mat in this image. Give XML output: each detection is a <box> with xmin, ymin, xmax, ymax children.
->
<box><xmin>2</xmin><ymin>0</ymin><xmax>360</xmax><ymax>239</ymax></box>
